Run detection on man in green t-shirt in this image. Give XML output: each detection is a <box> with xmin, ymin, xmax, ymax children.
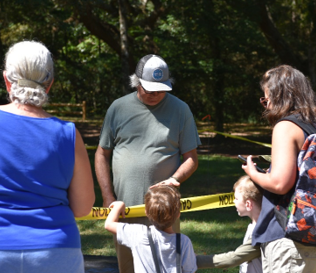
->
<box><xmin>95</xmin><ymin>54</ymin><xmax>201</xmax><ymax>273</ymax></box>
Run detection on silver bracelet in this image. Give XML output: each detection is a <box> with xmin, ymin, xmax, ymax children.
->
<box><xmin>170</xmin><ymin>176</ymin><xmax>179</xmax><ymax>182</ymax></box>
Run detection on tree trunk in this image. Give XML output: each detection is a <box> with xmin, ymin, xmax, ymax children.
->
<box><xmin>118</xmin><ymin>0</ymin><xmax>130</xmax><ymax>95</ymax></box>
<box><xmin>213</xmin><ymin>38</ymin><xmax>224</xmax><ymax>133</ymax></box>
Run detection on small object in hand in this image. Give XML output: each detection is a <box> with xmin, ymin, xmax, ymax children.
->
<box><xmin>238</xmin><ymin>155</ymin><xmax>266</xmax><ymax>173</ymax></box>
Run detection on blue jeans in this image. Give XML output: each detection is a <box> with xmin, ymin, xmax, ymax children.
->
<box><xmin>0</xmin><ymin>248</ymin><xmax>84</xmax><ymax>273</ymax></box>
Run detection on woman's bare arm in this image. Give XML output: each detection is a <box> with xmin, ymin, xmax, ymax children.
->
<box><xmin>68</xmin><ymin>128</ymin><xmax>95</xmax><ymax>217</ymax></box>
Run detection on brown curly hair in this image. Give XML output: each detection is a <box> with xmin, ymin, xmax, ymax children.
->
<box><xmin>260</xmin><ymin>65</ymin><xmax>316</xmax><ymax>127</ymax></box>
<box><xmin>144</xmin><ymin>185</ymin><xmax>181</xmax><ymax>231</ymax></box>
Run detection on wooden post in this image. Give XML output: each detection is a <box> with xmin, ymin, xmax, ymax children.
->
<box><xmin>82</xmin><ymin>101</ymin><xmax>86</xmax><ymax>121</ymax></box>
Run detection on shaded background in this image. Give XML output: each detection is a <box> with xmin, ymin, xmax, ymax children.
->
<box><xmin>1</xmin><ymin>0</ymin><xmax>315</xmax><ymax>131</ymax></box>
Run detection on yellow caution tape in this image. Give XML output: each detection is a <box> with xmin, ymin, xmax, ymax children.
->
<box><xmin>202</xmin><ymin>130</ymin><xmax>272</xmax><ymax>148</ymax></box>
<box><xmin>85</xmin><ymin>144</ymin><xmax>98</xmax><ymax>150</ymax></box>
<box><xmin>76</xmin><ymin>192</ymin><xmax>235</xmax><ymax>220</ymax></box>
<box><xmin>86</xmin><ymin>131</ymin><xmax>271</xmax><ymax>150</ymax></box>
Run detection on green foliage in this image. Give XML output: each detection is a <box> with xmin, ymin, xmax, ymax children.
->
<box><xmin>1</xmin><ymin>0</ymin><xmax>316</xmax><ymax>128</ymax></box>
<box><xmin>151</xmin><ymin>0</ymin><xmax>274</xmax><ymax>127</ymax></box>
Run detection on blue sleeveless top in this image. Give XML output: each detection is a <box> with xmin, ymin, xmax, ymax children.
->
<box><xmin>0</xmin><ymin>110</ymin><xmax>80</xmax><ymax>250</ymax></box>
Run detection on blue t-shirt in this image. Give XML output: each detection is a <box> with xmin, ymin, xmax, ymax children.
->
<box><xmin>0</xmin><ymin>110</ymin><xmax>80</xmax><ymax>250</ymax></box>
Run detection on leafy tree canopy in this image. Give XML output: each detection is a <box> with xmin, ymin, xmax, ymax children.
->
<box><xmin>0</xmin><ymin>0</ymin><xmax>315</xmax><ymax>129</ymax></box>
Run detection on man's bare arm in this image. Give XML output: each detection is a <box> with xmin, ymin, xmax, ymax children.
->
<box><xmin>151</xmin><ymin>148</ymin><xmax>198</xmax><ymax>187</ymax></box>
<box><xmin>95</xmin><ymin>146</ymin><xmax>116</xmax><ymax>207</ymax></box>
<box><xmin>173</xmin><ymin>148</ymin><xmax>198</xmax><ymax>182</ymax></box>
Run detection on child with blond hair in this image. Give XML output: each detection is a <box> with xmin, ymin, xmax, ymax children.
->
<box><xmin>197</xmin><ymin>175</ymin><xmax>263</xmax><ymax>273</ymax></box>
<box><xmin>105</xmin><ymin>185</ymin><xmax>196</xmax><ymax>273</ymax></box>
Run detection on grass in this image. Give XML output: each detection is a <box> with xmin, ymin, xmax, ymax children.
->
<box><xmin>77</xmin><ymin>152</ymin><xmax>269</xmax><ymax>272</ymax></box>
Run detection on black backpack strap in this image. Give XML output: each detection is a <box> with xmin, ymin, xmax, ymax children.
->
<box><xmin>176</xmin><ymin>233</ymin><xmax>181</xmax><ymax>273</ymax></box>
<box><xmin>278</xmin><ymin>114</ymin><xmax>316</xmax><ymax>135</ymax></box>
<box><xmin>147</xmin><ymin>227</ymin><xmax>161</xmax><ymax>273</ymax></box>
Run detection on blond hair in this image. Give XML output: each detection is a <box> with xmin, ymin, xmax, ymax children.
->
<box><xmin>233</xmin><ymin>175</ymin><xmax>263</xmax><ymax>208</ymax></box>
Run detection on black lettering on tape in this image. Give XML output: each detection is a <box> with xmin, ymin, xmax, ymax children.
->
<box><xmin>182</xmin><ymin>200</ymin><xmax>186</xmax><ymax>210</ymax></box>
<box><xmin>219</xmin><ymin>195</ymin><xmax>224</xmax><ymax>206</ymax></box>
<box><xmin>99</xmin><ymin>208</ymin><xmax>105</xmax><ymax>217</ymax></box>
<box><xmin>125</xmin><ymin>207</ymin><xmax>130</xmax><ymax>215</ymax></box>
<box><xmin>229</xmin><ymin>194</ymin><xmax>234</xmax><ymax>204</ymax></box>
<box><xmin>219</xmin><ymin>193</ymin><xmax>234</xmax><ymax>206</ymax></box>
<box><xmin>180</xmin><ymin>199</ymin><xmax>192</xmax><ymax>210</ymax></box>
<box><xmin>187</xmin><ymin>199</ymin><xmax>192</xmax><ymax>209</ymax></box>
<box><xmin>92</xmin><ymin>208</ymin><xmax>110</xmax><ymax>218</ymax></box>
<box><xmin>92</xmin><ymin>208</ymin><xmax>98</xmax><ymax>217</ymax></box>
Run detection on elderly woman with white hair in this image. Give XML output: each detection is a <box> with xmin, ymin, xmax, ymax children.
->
<box><xmin>0</xmin><ymin>41</ymin><xmax>95</xmax><ymax>273</ymax></box>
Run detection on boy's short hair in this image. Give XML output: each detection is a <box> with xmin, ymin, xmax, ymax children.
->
<box><xmin>233</xmin><ymin>175</ymin><xmax>263</xmax><ymax>208</ymax></box>
<box><xmin>144</xmin><ymin>185</ymin><xmax>181</xmax><ymax>231</ymax></box>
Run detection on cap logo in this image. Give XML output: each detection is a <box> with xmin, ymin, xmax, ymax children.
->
<box><xmin>152</xmin><ymin>69</ymin><xmax>163</xmax><ymax>81</ymax></box>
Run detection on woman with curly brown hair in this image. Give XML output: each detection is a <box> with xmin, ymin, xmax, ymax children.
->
<box><xmin>242</xmin><ymin>65</ymin><xmax>316</xmax><ymax>273</ymax></box>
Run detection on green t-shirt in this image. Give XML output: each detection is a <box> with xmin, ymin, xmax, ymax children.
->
<box><xmin>99</xmin><ymin>92</ymin><xmax>201</xmax><ymax>206</ymax></box>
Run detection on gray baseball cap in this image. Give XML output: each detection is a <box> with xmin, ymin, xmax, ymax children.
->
<box><xmin>135</xmin><ymin>54</ymin><xmax>172</xmax><ymax>91</ymax></box>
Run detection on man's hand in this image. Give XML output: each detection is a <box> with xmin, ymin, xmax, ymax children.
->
<box><xmin>103</xmin><ymin>196</ymin><xmax>117</xmax><ymax>208</ymax></box>
<box><xmin>150</xmin><ymin>177</ymin><xmax>180</xmax><ymax>188</ymax></box>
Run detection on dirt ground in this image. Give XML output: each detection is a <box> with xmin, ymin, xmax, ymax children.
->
<box><xmin>74</xmin><ymin>121</ymin><xmax>272</xmax><ymax>157</ymax></box>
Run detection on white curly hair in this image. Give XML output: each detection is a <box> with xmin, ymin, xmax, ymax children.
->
<box><xmin>4</xmin><ymin>40</ymin><xmax>54</xmax><ymax>107</ymax></box>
